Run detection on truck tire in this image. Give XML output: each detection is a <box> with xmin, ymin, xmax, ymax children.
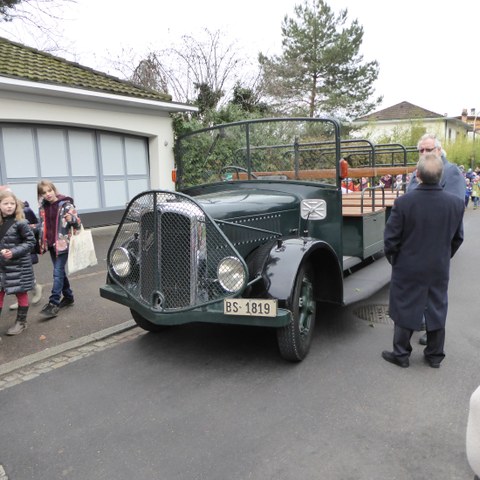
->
<box><xmin>130</xmin><ymin>309</ymin><xmax>170</xmax><ymax>333</ymax></box>
<box><xmin>276</xmin><ymin>263</ymin><xmax>316</xmax><ymax>361</ymax></box>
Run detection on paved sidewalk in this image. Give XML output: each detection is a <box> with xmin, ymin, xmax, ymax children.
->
<box><xmin>0</xmin><ymin>225</ymin><xmax>135</xmax><ymax>368</ymax></box>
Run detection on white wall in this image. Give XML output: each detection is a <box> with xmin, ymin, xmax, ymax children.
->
<box><xmin>1</xmin><ymin>91</ymin><xmax>177</xmax><ymax>190</ymax></box>
<box><xmin>353</xmin><ymin>118</ymin><xmax>465</xmax><ymax>145</ymax></box>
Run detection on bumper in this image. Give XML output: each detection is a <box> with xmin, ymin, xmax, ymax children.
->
<box><xmin>99</xmin><ymin>284</ymin><xmax>292</xmax><ymax>328</ymax></box>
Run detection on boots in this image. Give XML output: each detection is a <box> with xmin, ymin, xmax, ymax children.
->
<box><xmin>31</xmin><ymin>283</ymin><xmax>43</xmax><ymax>304</ymax></box>
<box><xmin>6</xmin><ymin>306</ymin><xmax>28</xmax><ymax>335</ymax></box>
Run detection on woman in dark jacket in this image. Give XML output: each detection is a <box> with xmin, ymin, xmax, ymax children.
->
<box><xmin>0</xmin><ymin>190</ymin><xmax>36</xmax><ymax>335</ymax></box>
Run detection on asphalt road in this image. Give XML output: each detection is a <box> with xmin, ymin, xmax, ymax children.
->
<box><xmin>0</xmin><ymin>211</ymin><xmax>479</xmax><ymax>479</ymax></box>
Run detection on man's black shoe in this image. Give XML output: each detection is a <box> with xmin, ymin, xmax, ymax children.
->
<box><xmin>39</xmin><ymin>302</ymin><xmax>59</xmax><ymax>318</ymax></box>
<box><xmin>381</xmin><ymin>351</ymin><xmax>409</xmax><ymax>368</ymax></box>
<box><xmin>59</xmin><ymin>297</ymin><xmax>75</xmax><ymax>308</ymax></box>
<box><xmin>424</xmin><ymin>357</ymin><xmax>441</xmax><ymax>368</ymax></box>
<box><xmin>419</xmin><ymin>333</ymin><xmax>427</xmax><ymax>345</ymax></box>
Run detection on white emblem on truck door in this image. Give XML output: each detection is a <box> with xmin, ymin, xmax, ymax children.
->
<box><xmin>300</xmin><ymin>199</ymin><xmax>327</xmax><ymax>220</ymax></box>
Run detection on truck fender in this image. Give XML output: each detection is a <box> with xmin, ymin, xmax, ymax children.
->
<box><xmin>262</xmin><ymin>238</ymin><xmax>343</xmax><ymax>306</ymax></box>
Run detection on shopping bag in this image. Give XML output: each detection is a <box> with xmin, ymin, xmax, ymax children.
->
<box><xmin>67</xmin><ymin>225</ymin><xmax>98</xmax><ymax>274</ymax></box>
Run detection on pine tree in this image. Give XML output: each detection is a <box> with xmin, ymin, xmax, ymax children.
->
<box><xmin>258</xmin><ymin>0</ymin><xmax>382</xmax><ymax>120</ymax></box>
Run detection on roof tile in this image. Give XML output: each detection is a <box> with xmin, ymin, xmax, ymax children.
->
<box><xmin>0</xmin><ymin>36</ymin><xmax>172</xmax><ymax>102</ymax></box>
<box><xmin>356</xmin><ymin>101</ymin><xmax>444</xmax><ymax>121</ymax></box>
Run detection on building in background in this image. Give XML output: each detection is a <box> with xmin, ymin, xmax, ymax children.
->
<box><xmin>353</xmin><ymin>101</ymin><xmax>470</xmax><ymax>144</ymax></box>
<box><xmin>457</xmin><ymin>108</ymin><xmax>480</xmax><ymax>139</ymax></box>
<box><xmin>0</xmin><ymin>36</ymin><xmax>197</xmax><ymax>227</ymax></box>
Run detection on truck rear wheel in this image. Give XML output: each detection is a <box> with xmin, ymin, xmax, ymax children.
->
<box><xmin>130</xmin><ymin>309</ymin><xmax>170</xmax><ymax>333</ymax></box>
<box><xmin>276</xmin><ymin>264</ymin><xmax>316</xmax><ymax>361</ymax></box>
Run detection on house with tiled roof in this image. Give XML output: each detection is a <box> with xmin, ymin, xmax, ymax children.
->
<box><xmin>353</xmin><ymin>101</ymin><xmax>470</xmax><ymax>144</ymax></box>
<box><xmin>456</xmin><ymin>108</ymin><xmax>480</xmax><ymax>135</ymax></box>
<box><xmin>0</xmin><ymin>36</ymin><xmax>197</xmax><ymax>226</ymax></box>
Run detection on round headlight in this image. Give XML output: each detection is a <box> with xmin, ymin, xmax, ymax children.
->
<box><xmin>217</xmin><ymin>256</ymin><xmax>246</xmax><ymax>293</ymax></box>
<box><xmin>111</xmin><ymin>247</ymin><xmax>131</xmax><ymax>277</ymax></box>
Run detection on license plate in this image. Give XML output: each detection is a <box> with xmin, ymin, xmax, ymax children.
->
<box><xmin>224</xmin><ymin>298</ymin><xmax>277</xmax><ymax>317</ymax></box>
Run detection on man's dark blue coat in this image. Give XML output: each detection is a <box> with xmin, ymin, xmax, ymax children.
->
<box><xmin>384</xmin><ymin>183</ymin><xmax>464</xmax><ymax>331</ymax></box>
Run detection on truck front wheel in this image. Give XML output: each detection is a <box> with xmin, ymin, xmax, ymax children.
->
<box><xmin>276</xmin><ymin>264</ymin><xmax>316</xmax><ymax>361</ymax></box>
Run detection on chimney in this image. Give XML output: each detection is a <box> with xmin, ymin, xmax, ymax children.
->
<box><xmin>471</xmin><ymin>108</ymin><xmax>476</xmax><ymax>116</ymax></box>
<box><xmin>462</xmin><ymin>108</ymin><xmax>468</xmax><ymax>122</ymax></box>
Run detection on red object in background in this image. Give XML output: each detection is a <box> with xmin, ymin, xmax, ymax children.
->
<box><xmin>340</xmin><ymin>158</ymin><xmax>349</xmax><ymax>179</ymax></box>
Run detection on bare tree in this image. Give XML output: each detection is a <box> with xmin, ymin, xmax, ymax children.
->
<box><xmin>130</xmin><ymin>52</ymin><xmax>170</xmax><ymax>94</ymax></box>
<box><xmin>0</xmin><ymin>0</ymin><xmax>76</xmax><ymax>53</ymax></box>
<box><xmin>125</xmin><ymin>28</ymin><xmax>257</xmax><ymax>108</ymax></box>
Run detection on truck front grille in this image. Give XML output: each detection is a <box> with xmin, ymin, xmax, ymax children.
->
<box><xmin>108</xmin><ymin>191</ymin><xmax>245</xmax><ymax>312</ymax></box>
<box><xmin>140</xmin><ymin>210</ymin><xmax>197</xmax><ymax>309</ymax></box>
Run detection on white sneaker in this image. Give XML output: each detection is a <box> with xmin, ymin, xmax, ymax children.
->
<box><xmin>31</xmin><ymin>284</ymin><xmax>43</xmax><ymax>305</ymax></box>
<box><xmin>9</xmin><ymin>302</ymin><xmax>18</xmax><ymax>310</ymax></box>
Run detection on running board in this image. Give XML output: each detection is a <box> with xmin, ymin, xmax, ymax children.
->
<box><xmin>342</xmin><ymin>255</ymin><xmax>391</xmax><ymax>306</ymax></box>
<box><xmin>343</xmin><ymin>256</ymin><xmax>363</xmax><ymax>271</ymax></box>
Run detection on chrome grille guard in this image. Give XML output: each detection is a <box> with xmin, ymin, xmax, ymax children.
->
<box><xmin>107</xmin><ymin>191</ymin><xmax>248</xmax><ymax>312</ymax></box>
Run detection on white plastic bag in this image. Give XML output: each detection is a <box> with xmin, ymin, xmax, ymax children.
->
<box><xmin>67</xmin><ymin>225</ymin><xmax>98</xmax><ymax>274</ymax></box>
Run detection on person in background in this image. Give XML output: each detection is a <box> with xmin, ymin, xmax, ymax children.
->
<box><xmin>0</xmin><ymin>190</ymin><xmax>36</xmax><ymax>335</ymax></box>
<box><xmin>465</xmin><ymin>178</ymin><xmax>473</xmax><ymax>208</ymax></box>
<box><xmin>407</xmin><ymin>135</ymin><xmax>465</xmax><ymax>200</ymax></box>
<box><xmin>466</xmin><ymin>168</ymin><xmax>475</xmax><ymax>181</ymax></box>
<box><xmin>471</xmin><ymin>176</ymin><xmax>480</xmax><ymax>210</ymax></box>
<box><xmin>360</xmin><ymin>176</ymin><xmax>370</xmax><ymax>190</ymax></box>
<box><xmin>407</xmin><ymin>134</ymin><xmax>465</xmax><ymax>346</ymax></box>
<box><xmin>380</xmin><ymin>174</ymin><xmax>393</xmax><ymax>189</ymax></box>
<box><xmin>37</xmin><ymin>180</ymin><xmax>80</xmax><ymax>319</ymax></box>
<box><xmin>9</xmin><ymin>199</ymin><xmax>43</xmax><ymax>309</ymax></box>
<box><xmin>393</xmin><ymin>174</ymin><xmax>404</xmax><ymax>191</ymax></box>
<box><xmin>382</xmin><ymin>153</ymin><xmax>464</xmax><ymax>368</ymax></box>
<box><xmin>341</xmin><ymin>177</ymin><xmax>359</xmax><ymax>192</ymax></box>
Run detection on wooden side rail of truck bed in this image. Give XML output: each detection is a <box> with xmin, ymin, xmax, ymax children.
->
<box><xmin>342</xmin><ymin>190</ymin><xmax>404</xmax><ymax>208</ymax></box>
<box><xmin>341</xmin><ymin>205</ymin><xmax>386</xmax><ymax>217</ymax></box>
<box><xmin>237</xmin><ymin>165</ymin><xmax>416</xmax><ymax>181</ymax></box>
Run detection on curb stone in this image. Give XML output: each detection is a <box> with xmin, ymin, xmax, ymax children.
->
<box><xmin>0</xmin><ymin>320</ymin><xmax>140</xmax><ymax>389</ymax></box>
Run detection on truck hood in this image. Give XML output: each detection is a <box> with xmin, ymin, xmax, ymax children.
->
<box><xmin>195</xmin><ymin>189</ymin><xmax>299</xmax><ymax>220</ymax></box>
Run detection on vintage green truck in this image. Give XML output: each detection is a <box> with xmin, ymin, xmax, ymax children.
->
<box><xmin>100</xmin><ymin>117</ymin><xmax>416</xmax><ymax>361</ymax></box>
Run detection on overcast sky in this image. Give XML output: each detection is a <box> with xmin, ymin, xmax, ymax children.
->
<box><xmin>2</xmin><ymin>0</ymin><xmax>480</xmax><ymax>117</ymax></box>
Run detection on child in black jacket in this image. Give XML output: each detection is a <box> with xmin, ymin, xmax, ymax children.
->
<box><xmin>0</xmin><ymin>190</ymin><xmax>36</xmax><ymax>335</ymax></box>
